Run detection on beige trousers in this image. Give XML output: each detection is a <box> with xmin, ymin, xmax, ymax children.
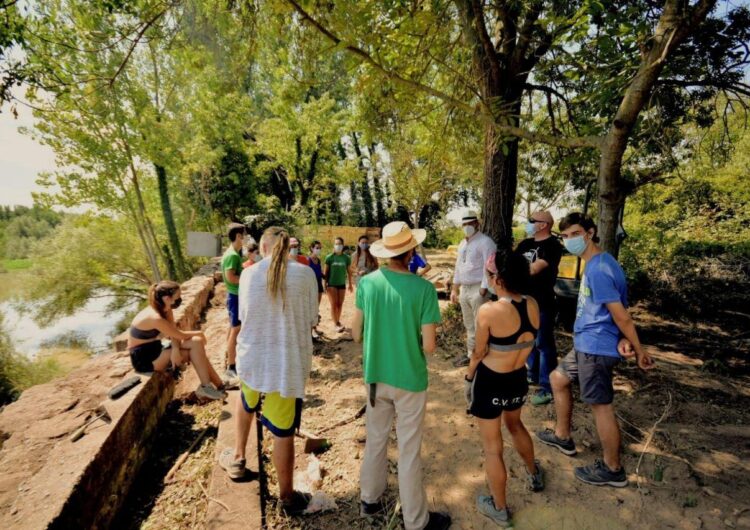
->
<box><xmin>360</xmin><ymin>383</ymin><xmax>428</xmax><ymax>530</ymax></box>
<box><xmin>459</xmin><ymin>283</ymin><xmax>486</xmax><ymax>357</ymax></box>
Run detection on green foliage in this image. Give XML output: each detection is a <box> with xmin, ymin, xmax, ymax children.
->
<box><xmin>0</xmin><ymin>205</ymin><xmax>63</xmax><ymax>260</ymax></box>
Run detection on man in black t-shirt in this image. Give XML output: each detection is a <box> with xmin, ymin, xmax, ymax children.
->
<box><xmin>516</xmin><ymin>211</ymin><xmax>563</xmax><ymax>405</ymax></box>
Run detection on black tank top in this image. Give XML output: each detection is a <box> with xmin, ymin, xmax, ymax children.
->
<box><xmin>488</xmin><ymin>297</ymin><xmax>538</xmax><ymax>346</ymax></box>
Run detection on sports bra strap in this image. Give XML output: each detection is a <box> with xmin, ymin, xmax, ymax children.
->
<box><xmin>488</xmin><ymin>339</ymin><xmax>536</xmax><ymax>352</ymax></box>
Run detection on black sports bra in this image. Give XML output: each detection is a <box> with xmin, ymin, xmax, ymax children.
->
<box><xmin>487</xmin><ymin>296</ymin><xmax>538</xmax><ymax>352</ymax></box>
<box><xmin>130</xmin><ymin>326</ymin><xmax>160</xmax><ymax>340</ymax></box>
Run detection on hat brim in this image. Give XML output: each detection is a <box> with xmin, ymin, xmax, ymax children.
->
<box><xmin>370</xmin><ymin>229</ymin><xmax>427</xmax><ymax>258</ymax></box>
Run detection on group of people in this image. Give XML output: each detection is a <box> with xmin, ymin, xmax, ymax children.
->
<box><xmin>126</xmin><ymin>209</ymin><xmax>653</xmax><ymax>529</ymax></box>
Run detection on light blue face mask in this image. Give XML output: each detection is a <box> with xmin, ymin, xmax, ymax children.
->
<box><xmin>525</xmin><ymin>222</ymin><xmax>536</xmax><ymax>236</ymax></box>
<box><xmin>564</xmin><ymin>235</ymin><xmax>588</xmax><ymax>256</ymax></box>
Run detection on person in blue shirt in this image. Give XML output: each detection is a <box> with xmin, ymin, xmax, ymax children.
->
<box><xmin>536</xmin><ymin>212</ymin><xmax>654</xmax><ymax>488</ymax></box>
<box><xmin>408</xmin><ymin>246</ymin><xmax>432</xmax><ymax>276</ymax></box>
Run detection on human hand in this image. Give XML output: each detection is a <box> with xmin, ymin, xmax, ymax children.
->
<box><xmin>450</xmin><ymin>290</ymin><xmax>459</xmax><ymax>305</ymax></box>
<box><xmin>348</xmin><ymin>284</ymin><xmax>353</xmax><ymax>293</ymax></box>
<box><xmin>479</xmin><ymin>288</ymin><xmax>488</xmax><ymax>298</ymax></box>
<box><xmin>617</xmin><ymin>338</ymin><xmax>635</xmax><ymax>358</ymax></box>
<box><xmin>464</xmin><ymin>377</ymin><xmax>473</xmax><ymax>408</ymax></box>
<box><xmin>637</xmin><ymin>350</ymin><xmax>655</xmax><ymax>371</ymax></box>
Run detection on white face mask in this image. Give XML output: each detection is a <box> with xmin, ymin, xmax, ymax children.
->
<box><xmin>289</xmin><ymin>248</ymin><xmax>299</xmax><ymax>257</ymax></box>
<box><xmin>313</xmin><ymin>247</ymin><xmax>321</xmax><ymax>256</ymax></box>
<box><xmin>463</xmin><ymin>224</ymin><xmax>476</xmax><ymax>237</ymax></box>
<box><xmin>334</xmin><ymin>244</ymin><xmax>343</xmax><ymax>253</ymax></box>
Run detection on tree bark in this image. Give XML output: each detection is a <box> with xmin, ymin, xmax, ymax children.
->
<box><xmin>351</xmin><ymin>132</ymin><xmax>375</xmax><ymax>226</ymax></box>
<box><xmin>155</xmin><ymin>163</ymin><xmax>187</xmax><ymax>279</ymax></box>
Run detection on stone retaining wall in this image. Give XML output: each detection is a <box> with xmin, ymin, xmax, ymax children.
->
<box><xmin>0</xmin><ymin>274</ymin><xmax>215</xmax><ymax>530</ymax></box>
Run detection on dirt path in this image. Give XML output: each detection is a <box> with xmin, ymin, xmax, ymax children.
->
<box><xmin>266</xmin><ymin>284</ymin><xmax>750</xmax><ymax>530</ymax></box>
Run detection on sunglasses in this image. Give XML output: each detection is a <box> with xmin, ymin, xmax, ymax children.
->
<box><xmin>528</xmin><ymin>218</ymin><xmax>546</xmax><ymax>224</ymax></box>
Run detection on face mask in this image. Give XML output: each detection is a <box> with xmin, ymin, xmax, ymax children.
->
<box><xmin>171</xmin><ymin>297</ymin><xmax>182</xmax><ymax>309</ymax></box>
<box><xmin>359</xmin><ymin>242</ymin><xmax>369</xmax><ymax>250</ymax></box>
<box><xmin>463</xmin><ymin>224</ymin><xmax>476</xmax><ymax>237</ymax></box>
<box><xmin>564</xmin><ymin>235</ymin><xmax>588</xmax><ymax>256</ymax></box>
<box><xmin>290</xmin><ymin>248</ymin><xmax>299</xmax><ymax>257</ymax></box>
<box><xmin>252</xmin><ymin>253</ymin><xmax>261</xmax><ymax>263</ymax></box>
<box><xmin>334</xmin><ymin>244</ymin><xmax>343</xmax><ymax>253</ymax></box>
<box><xmin>488</xmin><ymin>284</ymin><xmax>496</xmax><ymax>296</ymax></box>
<box><xmin>525</xmin><ymin>222</ymin><xmax>536</xmax><ymax>236</ymax></box>
<box><xmin>313</xmin><ymin>248</ymin><xmax>321</xmax><ymax>256</ymax></box>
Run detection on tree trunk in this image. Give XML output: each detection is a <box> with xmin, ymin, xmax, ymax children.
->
<box><xmin>155</xmin><ymin>163</ymin><xmax>187</xmax><ymax>279</ymax></box>
<box><xmin>351</xmin><ymin>132</ymin><xmax>375</xmax><ymax>226</ymax></box>
<box><xmin>482</xmin><ymin>124</ymin><xmax>519</xmax><ymax>247</ymax></box>
<box><xmin>369</xmin><ymin>143</ymin><xmax>387</xmax><ymax>226</ymax></box>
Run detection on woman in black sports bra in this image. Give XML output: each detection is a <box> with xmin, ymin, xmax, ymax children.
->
<box><xmin>464</xmin><ymin>250</ymin><xmax>545</xmax><ymax>526</ymax></box>
<box><xmin>128</xmin><ymin>281</ymin><xmax>225</xmax><ymax>401</ymax></box>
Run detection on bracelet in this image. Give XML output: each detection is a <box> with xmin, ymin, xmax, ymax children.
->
<box><xmin>464</xmin><ymin>374</ymin><xmax>473</xmax><ymax>382</ymax></box>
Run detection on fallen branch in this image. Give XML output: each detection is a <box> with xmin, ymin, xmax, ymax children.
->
<box><xmin>198</xmin><ymin>480</ymin><xmax>230</xmax><ymax>512</ymax></box>
<box><xmin>164</xmin><ymin>424</ymin><xmax>211</xmax><ymax>483</ymax></box>
<box><xmin>635</xmin><ymin>391</ymin><xmax>673</xmax><ymax>478</ymax></box>
<box><xmin>318</xmin><ymin>404</ymin><xmax>366</xmax><ymax>434</ymax></box>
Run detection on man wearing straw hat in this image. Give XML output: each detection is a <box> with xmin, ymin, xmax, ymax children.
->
<box><xmin>352</xmin><ymin>221</ymin><xmax>452</xmax><ymax>530</ymax></box>
<box><xmin>450</xmin><ymin>210</ymin><xmax>497</xmax><ymax>367</ymax></box>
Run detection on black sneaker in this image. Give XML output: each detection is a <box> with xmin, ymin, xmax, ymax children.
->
<box><xmin>424</xmin><ymin>511</ymin><xmax>452</xmax><ymax>530</ymax></box>
<box><xmin>281</xmin><ymin>491</ymin><xmax>312</xmax><ymax>516</ymax></box>
<box><xmin>536</xmin><ymin>429</ymin><xmax>577</xmax><ymax>456</ymax></box>
<box><xmin>360</xmin><ymin>499</ymin><xmax>387</xmax><ymax>517</ymax></box>
<box><xmin>527</xmin><ymin>460</ymin><xmax>545</xmax><ymax>492</ymax></box>
<box><xmin>575</xmin><ymin>459</ymin><xmax>628</xmax><ymax>488</ymax></box>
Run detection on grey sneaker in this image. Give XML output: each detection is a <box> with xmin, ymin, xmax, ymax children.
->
<box><xmin>196</xmin><ymin>384</ymin><xmax>225</xmax><ymax>401</ymax></box>
<box><xmin>530</xmin><ymin>389</ymin><xmax>553</xmax><ymax>406</ymax></box>
<box><xmin>476</xmin><ymin>495</ymin><xmax>511</xmax><ymax>528</ymax></box>
<box><xmin>527</xmin><ymin>460</ymin><xmax>545</xmax><ymax>492</ymax></box>
<box><xmin>219</xmin><ymin>447</ymin><xmax>246</xmax><ymax>480</ymax></box>
<box><xmin>222</xmin><ymin>368</ymin><xmax>240</xmax><ymax>389</ymax></box>
<box><xmin>536</xmin><ymin>429</ymin><xmax>577</xmax><ymax>456</ymax></box>
<box><xmin>575</xmin><ymin>459</ymin><xmax>628</xmax><ymax>488</ymax></box>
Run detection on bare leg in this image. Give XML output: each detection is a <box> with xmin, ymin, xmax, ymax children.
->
<box><xmin>503</xmin><ymin>408</ymin><xmax>536</xmax><ymax>474</ymax></box>
<box><xmin>591</xmin><ymin>404</ymin><xmax>621</xmax><ymax>470</ymax></box>
<box><xmin>478</xmin><ymin>417</ymin><xmax>507</xmax><ymax>509</ymax></box>
<box><xmin>327</xmin><ymin>287</ymin><xmax>337</xmax><ymax>325</ymax></box>
<box><xmin>338</xmin><ymin>288</ymin><xmax>347</xmax><ymax>325</ymax></box>
<box><xmin>234</xmin><ymin>392</ymin><xmax>254</xmax><ymax>460</ymax></box>
<box><xmin>273</xmin><ymin>434</ymin><xmax>296</xmax><ymax>500</ymax></box>
<box><xmin>551</xmin><ymin>370</ymin><xmax>574</xmax><ymax>439</ymax></box>
<box><xmin>187</xmin><ymin>336</ymin><xmax>221</xmax><ymax>387</ymax></box>
<box><xmin>227</xmin><ymin>325</ymin><xmax>240</xmax><ymax>367</ymax></box>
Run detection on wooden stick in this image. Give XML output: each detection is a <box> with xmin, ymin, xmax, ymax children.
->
<box><xmin>635</xmin><ymin>391</ymin><xmax>673</xmax><ymax>477</ymax></box>
<box><xmin>318</xmin><ymin>404</ymin><xmax>366</xmax><ymax>434</ymax></box>
<box><xmin>198</xmin><ymin>480</ymin><xmax>230</xmax><ymax>512</ymax></box>
<box><xmin>164</xmin><ymin>425</ymin><xmax>211</xmax><ymax>483</ymax></box>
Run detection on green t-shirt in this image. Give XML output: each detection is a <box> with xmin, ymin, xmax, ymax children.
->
<box><xmin>325</xmin><ymin>253</ymin><xmax>351</xmax><ymax>287</ymax></box>
<box><xmin>221</xmin><ymin>246</ymin><xmax>242</xmax><ymax>295</ymax></box>
<box><xmin>356</xmin><ymin>268</ymin><xmax>441</xmax><ymax>392</ymax></box>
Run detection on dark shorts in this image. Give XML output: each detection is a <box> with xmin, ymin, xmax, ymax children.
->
<box><xmin>469</xmin><ymin>363</ymin><xmax>528</xmax><ymax>419</ymax></box>
<box><xmin>129</xmin><ymin>341</ymin><xmax>164</xmax><ymax>373</ymax></box>
<box><xmin>556</xmin><ymin>349</ymin><xmax>620</xmax><ymax>405</ymax></box>
<box><xmin>317</xmin><ymin>278</ymin><xmax>324</xmax><ymax>294</ymax></box>
<box><xmin>327</xmin><ymin>285</ymin><xmax>346</xmax><ymax>291</ymax></box>
<box><xmin>227</xmin><ymin>292</ymin><xmax>241</xmax><ymax>328</ymax></box>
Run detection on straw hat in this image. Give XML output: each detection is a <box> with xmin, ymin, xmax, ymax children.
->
<box><xmin>370</xmin><ymin>221</ymin><xmax>426</xmax><ymax>259</ymax></box>
<box><xmin>461</xmin><ymin>210</ymin><xmax>479</xmax><ymax>224</ymax></box>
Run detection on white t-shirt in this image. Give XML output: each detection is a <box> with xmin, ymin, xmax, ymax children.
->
<box><xmin>453</xmin><ymin>232</ymin><xmax>496</xmax><ymax>288</ymax></box>
<box><xmin>237</xmin><ymin>258</ymin><xmax>319</xmax><ymax>398</ymax></box>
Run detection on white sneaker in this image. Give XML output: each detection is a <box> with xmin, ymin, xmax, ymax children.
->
<box><xmin>222</xmin><ymin>368</ymin><xmax>240</xmax><ymax>389</ymax></box>
<box><xmin>196</xmin><ymin>384</ymin><xmax>225</xmax><ymax>401</ymax></box>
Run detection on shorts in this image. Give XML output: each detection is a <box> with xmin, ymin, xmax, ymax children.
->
<box><xmin>469</xmin><ymin>363</ymin><xmax>528</xmax><ymax>419</ymax></box>
<box><xmin>129</xmin><ymin>341</ymin><xmax>164</xmax><ymax>373</ymax></box>
<box><xmin>556</xmin><ymin>349</ymin><xmax>620</xmax><ymax>405</ymax></box>
<box><xmin>327</xmin><ymin>285</ymin><xmax>346</xmax><ymax>291</ymax></box>
<box><xmin>227</xmin><ymin>292</ymin><xmax>241</xmax><ymax>328</ymax></box>
<box><xmin>316</xmin><ymin>278</ymin><xmax>324</xmax><ymax>294</ymax></box>
<box><xmin>240</xmin><ymin>382</ymin><xmax>302</xmax><ymax>438</ymax></box>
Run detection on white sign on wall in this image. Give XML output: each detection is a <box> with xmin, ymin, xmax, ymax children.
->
<box><xmin>187</xmin><ymin>232</ymin><xmax>221</xmax><ymax>257</ymax></box>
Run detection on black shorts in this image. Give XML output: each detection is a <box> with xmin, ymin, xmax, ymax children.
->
<box><xmin>556</xmin><ymin>349</ymin><xmax>620</xmax><ymax>405</ymax></box>
<box><xmin>129</xmin><ymin>341</ymin><xmax>164</xmax><ymax>373</ymax></box>
<box><xmin>327</xmin><ymin>285</ymin><xmax>346</xmax><ymax>291</ymax></box>
<box><xmin>469</xmin><ymin>363</ymin><xmax>528</xmax><ymax>419</ymax></box>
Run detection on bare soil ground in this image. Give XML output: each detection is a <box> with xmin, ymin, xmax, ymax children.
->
<box><xmin>117</xmin><ymin>260</ymin><xmax>750</xmax><ymax>530</ymax></box>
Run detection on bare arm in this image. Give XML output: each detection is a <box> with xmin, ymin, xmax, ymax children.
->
<box><xmin>467</xmin><ymin>307</ymin><xmax>490</xmax><ymax>379</ymax></box>
<box><xmin>153</xmin><ymin>318</ymin><xmax>204</xmax><ymax>342</ymax></box>
<box><xmin>352</xmin><ymin>308</ymin><xmax>364</xmax><ymax>343</ymax></box>
<box><xmin>529</xmin><ymin>258</ymin><xmax>549</xmax><ymax>275</ymax></box>
<box><xmin>418</xmin><ymin>263</ymin><xmax>432</xmax><ymax>276</ymax></box>
<box><xmin>421</xmin><ymin>323</ymin><xmax>437</xmax><ymax>354</ymax></box>
<box><xmin>607</xmin><ymin>301</ymin><xmax>654</xmax><ymax>370</ymax></box>
<box><xmin>225</xmin><ymin>269</ymin><xmax>241</xmax><ymax>285</ymax></box>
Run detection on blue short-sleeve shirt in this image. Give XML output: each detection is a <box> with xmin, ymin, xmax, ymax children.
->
<box><xmin>573</xmin><ymin>252</ymin><xmax>628</xmax><ymax>358</ymax></box>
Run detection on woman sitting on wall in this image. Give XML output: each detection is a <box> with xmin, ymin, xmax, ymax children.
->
<box><xmin>128</xmin><ymin>280</ymin><xmax>225</xmax><ymax>401</ymax></box>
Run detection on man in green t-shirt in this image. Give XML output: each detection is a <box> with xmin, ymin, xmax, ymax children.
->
<box><xmin>352</xmin><ymin>222</ymin><xmax>451</xmax><ymax>530</ymax></box>
<box><xmin>221</xmin><ymin>222</ymin><xmax>246</xmax><ymax>387</ymax></box>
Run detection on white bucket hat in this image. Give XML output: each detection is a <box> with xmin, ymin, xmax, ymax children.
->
<box><xmin>370</xmin><ymin>221</ymin><xmax>427</xmax><ymax>259</ymax></box>
<box><xmin>461</xmin><ymin>210</ymin><xmax>479</xmax><ymax>224</ymax></box>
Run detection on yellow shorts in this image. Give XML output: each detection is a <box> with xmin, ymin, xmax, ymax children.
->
<box><xmin>240</xmin><ymin>382</ymin><xmax>302</xmax><ymax>438</ymax></box>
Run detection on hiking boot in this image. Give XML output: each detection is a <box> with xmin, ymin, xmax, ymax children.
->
<box><xmin>360</xmin><ymin>499</ymin><xmax>387</xmax><ymax>517</ymax></box>
<box><xmin>527</xmin><ymin>460</ymin><xmax>545</xmax><ymax>492</ymax></box>
<box><xmin>574</xmin><ymin>459</ymin><xmax>628</xmax><ymax>488</ymax></box>
<box><xmin>452</xmin><ymin>356</ymin><xmax>470</xmax><ymax>367</ymax></box>
<box><xmin>218</xmin><ymin>447</ymin><xmax>246</xmax><ymax>480</ymax></box>
<box><xmin>222</xmin><ymin>368</ymin><xmax>240</xmax><ymax>389</ymax></box>
<box><xmin>536</xmin><ymin>429</ymin><xmax>577</xmax><ymax>456</ymax></box>
<box><xmin>281</xmin><ymin>491</ymin><xmax>312</xmax><ymax>516</ymax></box>
<box><xmin>196</xmin><ymin>384</ymin><xmax>225</xmax><ymax>401</ymax></box>
<box><xmin>476</xmin><ymin>495</ymin><xmax>511</xmax><ymax>528</ymax></box>
<box><xmin>530</xmin><ymin>389</ymin><xmax>553</xmax><ymax>406</ymax></box>
<box><xmin>424</xmin><ymin>511</ymin><xmax>452</xmax><ymax>530</ymax></box>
